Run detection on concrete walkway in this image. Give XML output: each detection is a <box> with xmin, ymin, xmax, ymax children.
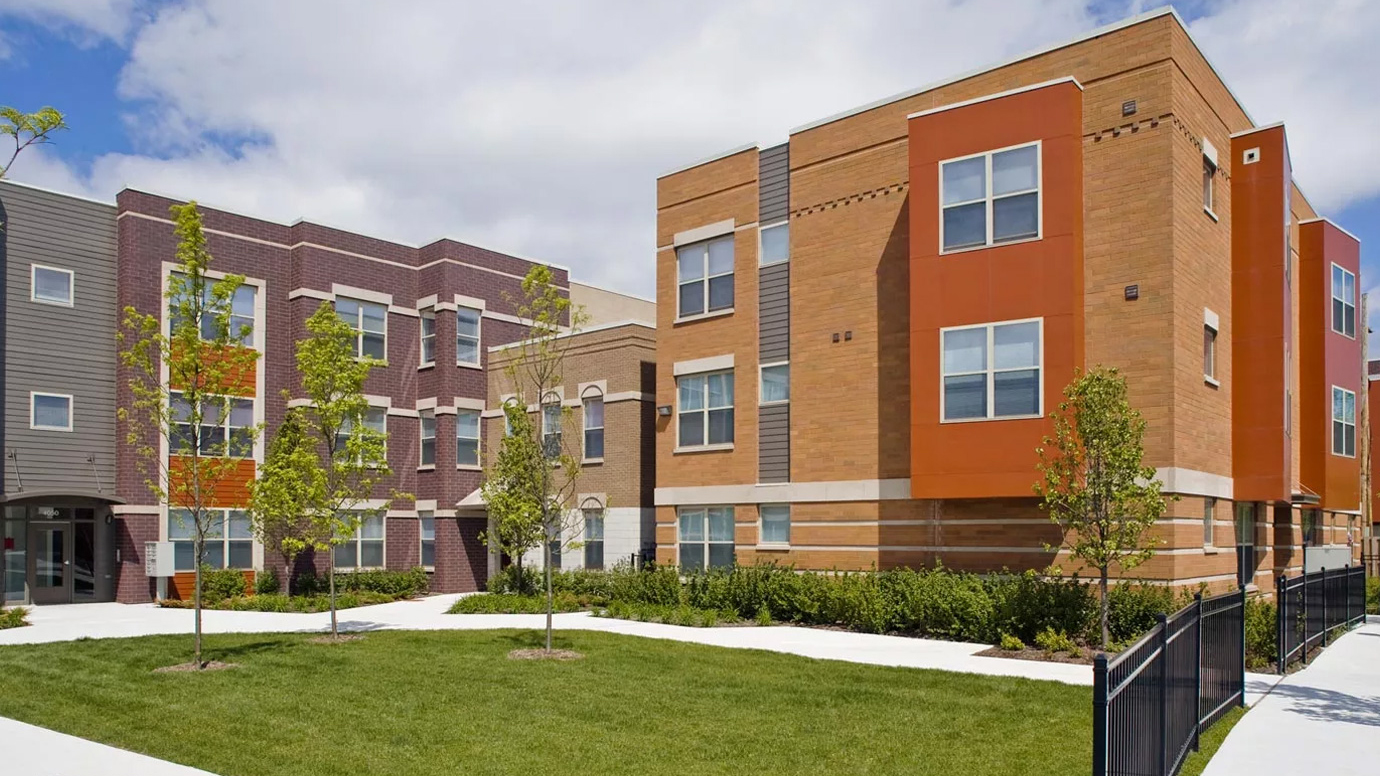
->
<box><xmin>0</xmin><ymin>715</ymin><xmax>216</xmax><ymax>776</ymax></box>
<box><xmin>1203</xmin><ymin>619</ymin><xmax>1380</xmax><ymax>776</ymax></box>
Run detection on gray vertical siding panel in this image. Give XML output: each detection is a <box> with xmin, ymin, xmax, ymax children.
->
<box><xmin>758</xmin><ymin>144</ymin><xmax>790</xmax><ymax>224</ymax></box>
<box><xmin>758</xmin><ymin>404</ymin><xmax>790</xmax><ymax>483</ymax></box>
<box><xmin>757</xmin><ymin>144</ymin><xmax>791</xmax><ymax>483</ymax></box>
<box><xmin>0</xmin><ymin>182</ymin><xmax>118</xmax><ymax>497</ymax></box>
<box><xmin>758</xmin><ymin>263</ymin><xmax>790</xmax><ymax>363</ymax></box>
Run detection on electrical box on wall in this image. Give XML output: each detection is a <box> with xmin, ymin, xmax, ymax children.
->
<box><xmin>144</xmin><ymin>541</ymin><xmax>176</xmax><ymax>577</ymax></box>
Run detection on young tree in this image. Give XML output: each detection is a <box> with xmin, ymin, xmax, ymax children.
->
<box><xmin>292</xmin><ymin>302</ymin><xmax>392</xmax><ymax>638</ymax></box>
<box><xmin>480</xmin><ymin>265</ymin><xmax>589</xmax><ymax>653</ymax></box>
<box><xmin>118</xmin><ymin>202</ymin><xmax>260</xmax><ymax>669</ymax></box>
<box><xmin>1</xmin><ymin>105</ymin><xmax>67</xmax><ymax>180</ymax></box>
<box><xmin>1035</xmin><ymin>366</ymin><xmax>1167</xmax><ymax>648</ymax></box>
<box><xmin>247</xmin><ymin>408</ymin><xmax>323</xmax><ymax>594</ymax></box>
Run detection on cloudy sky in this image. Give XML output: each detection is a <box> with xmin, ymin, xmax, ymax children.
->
<box><xmin>1</xmin><ymin>0</ymin><xmax>1376</xmax><ymax>305</ymax></box>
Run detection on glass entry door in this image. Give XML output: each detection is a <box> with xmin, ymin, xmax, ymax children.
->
<box><xmin>28</xmin><ymin>522</ymin><xmax>69</xmax><ymax>605</ymax></box>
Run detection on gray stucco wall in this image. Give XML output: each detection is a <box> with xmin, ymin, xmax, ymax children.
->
<box><xmin>0</xmin><ymin>181</ymin><xmax>118</xmax><ymax>497</ymax></box>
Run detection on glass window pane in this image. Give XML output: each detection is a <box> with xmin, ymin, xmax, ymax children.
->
<box><xmin>1332</xmin><ymin>265</ymin><xmax>1344</xmax><ymax>296</ymax></box>
<box><xmin>678</xmin><ymin>510</ymin><xmax>704</xmax><ymax>542</ymax></box>
<box><xmin>993</xmin><ymin>322</ymin><xmax>1039</xmax><ymax>369</ymax></box>
<box><xmin>584</xmin><ymin>541</ymin><xmax>604</xmax><ymax>570</ymax></box>
<box><xmin>678</xmin><ymin>281</ymin><xmax>704</xmax><ymax>317</ymax></box>
<box><xmin>707</xmin><ymin>237</ymin><xmax>734</xmax><ymax>275</ymax></box>
<box><xmin>232</xmin><ymin>285</ymin><xmax>256</xmax><ymax>316</ymax></box>
<box><xmin>943</xmin><ymin>202</ymin><xmax>987</xmax><ymax>250</ymax></box>
<box><xmin>1344</xmin><ymin>272</ymin><xmax>1354</xmax><ymax>302</ymax></box>
<box><xmin>993</xmin><ymin>369</ymin><xmax>1040</xmax><ymax>417</ymax></box>
<box><xmin>335</xmin><ymin>298</ymin><xmax>358</xmax><ymax>324</ymax></box>
<box><xmin>230</xmin><ymin>399</ymin><xmax>254</xmax><ymax>428</ymax></box>
<box><xmin>993</xmin><ymin>192</ymin><xmax>1039</xmax><ymax>242</ymax></box>
<box><xmin>457</xmin><ymin>308</ymin><xmax>480</xmax><ymax>337</ymax></box>
<box><xmin>456</xmin><ymin>410</ymin><xmax>480</xmax><ymax>439</ymax></box>
<box><xmin>944</xmin><ymin>374</ymin><xmax>987</xmax><ymax>420</ymax></box>
<box><xmin>422</xmin><ymin>542</ymin><xmax>436</xmax><ymax>568</ymax></box>
<box><xmin>584</xmin><ymin>398</ymin><xmax>603</xmax><ymax>428</ymax></box>
<box><xmin>761</xmin><ymin>364</ymin><xmax>789</xmax><ymax>403</ymax></box>
<box><xmin>679</xmin><ymin>411</ymin><xmax>705</xmax><ymax>447</ymax></box>
<box><xmin>760</xmin><ymin>224</ymin><xmax>788</xmax><ymax>264</ymax></box>
<box><xmin>457</xmin><ymin>438</ymin><xmax>479</xmax><ymax>467</ymax></box>
<box><xmin>679</xmin><ymin>376</ymin><xmax>705</xmax><ymax>411</ymax></box>
<box><xmin>760</xmin><ymin>505</ymin><xmax>789</xmax><ymax>544</ymax></box>
<box><xmin>679</xmin><ymin>544</ymin><xmax>704</xmax><ymax>571</ymax></box>
<box><xmin>707</xmin><ymin>372</ymin><xmax>733</xmax><ymax>408</ymax></box>
<box><xmin>170</xmin><ymin>395</ymin><xmax>192</xmax><ymax>423</ymax></box>
<box><xmin>228</xmin><ymin>511</ymin><xmax>252</xmax><ymax>538</ymax></box>
<box><xmin>707</xmin><ymin>408</ymin><xmax>734</xmax><ymax>445</ymax></box>
<box><xmin>677</xmin><ymin>245</ymin><xmax>704</xmax><ymax>282</ymax></box>
<box><xmin>584</xmin><ymin>428</ymin><xmax>604</xmax><ymax>459</ymax></box>
<box><xmin>457</xmin><ymin>340</ymin><xmax>479</xmax><ymax>364</ymax></box>
<box><xmin>367</xmin><ymin>408</ymin><xmax>387</xmax><ymax>433</ymax></box>
<box><xmin>583</xmin><ymin>511</ymin><xmax>605</xmax><ymax>541</ymax></box>
<box><xmin>362</xmin><ymin>303</ymin><xmax>387</xmax><ymax>333</ymax></box>
<box><xmin>708</xmin><ymin>507</ymin><xmax>734</xmax><ymax>541</ymax></box>
<box><xmin>1345</xmin><ymin>391</ymin><xmax>1356</xmax><ymax>422</ymax></box>
<box><xmin>174</xmin><ymin>542</ymin><xmax>196</xmax><ymax>572</ymax></box>
<box><xmin>168</xmin><ymin>509</ymin><xmax>196</xmax><ymax>540</ymax></box>
<box><xmin>708</xmin><ymin>543</ymin><xmax>735</xmax><ymax>569</ymax></box>
<box><xmin>203</xmin><ymin>542</ymin><xmax>225</xmax><ymax>569</ymax></box>
<box><xmin>943</xmin><ymin>328</ymin><xmax>987</xmax><ymax>374</ymax></box>
<box><xmin>421</xmin><ymin>313</ymin><xmax>435</xmax><ymax>336</ymax></box>
<box><xmin>992</xmin><ymin>145</ymin><xmax>1038</xmax><ymax>195</ymax></box>
<box><xmin>227</xmin><ymin>541</ymin><xmax>253</xmax><ymax>569</ymax></box>
<box><xmin>1333</xmin><ymin>388</ymin><xmax>1344</xmax><ymax>422</ymax></box>
<box><xmin>361</xmin><ymin>514</ymin><xmax>385</xmax><ymax>539</ymax></box>
<box><xmin>1333</xmin><ymin>299</ymin><xmax>1345</xmax><ymax>332</ymax></box>
<box><xmin>420</xmin><ymin>517</ymin><xmax>435</xmax><ymax>541</ymax></box>
<box><xmin>33</xmin><ymin>267</ymin><xmax>72</xmax><ymax>303</ymax></box>
<box><xmin>707</xmin><ymin>274</ymin><xmax>734</xmax><ymax>311</ymax></box>
<box><xmin>32</xmin><ymin>395</ymin><xmax>71</xmax><ymax>429</ymax></box>
<box><xmin>1346</xmin><ymin>428</ymin><xmax>1355</xmax><ymax>457</ymax></box>
<box><xmin>942</xmin><ymin>156</ymin><xmax>985</xmax><ymax>204</ymax></box>
<box><xmin>362</xmin><ymin>332</ymin><xmax>387</xmax><ymax>360</ymax></box>
<box><xmin>361</xmin><ymin>541</ymin><xmax>384</xmax><ymax>568</ymax></box>
<box><xmin>334</xmin><ymin>542</ymin><xmax>358</xmax><ymax>569</ymax></box>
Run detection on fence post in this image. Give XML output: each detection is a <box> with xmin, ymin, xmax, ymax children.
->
<box><xmin>1157</xmin><ymin>613</ymin><xmax>1169</xmax><ymax>776</ymax></box>
<box><xmin>1276</xmin><ymin>575</ymin><xmax>1285</xmax><ymax>675</ymax></box>
<box><xmin>1321</xmin><ymin>567</ymin><xmax>1329</xmax><ymax>647</ymax></box>
<box><xmin>1301</xmin><ymin>571</ymin><xmax>1309</xmax><ymax>666</ymax></box>
<box><xmin>1238</xmin><ymin>586</ymin><xmax>1247</xmax><ymax>708</ymax></box>
<box><xmin>1193</xmin><ymin>592</ymin><xmax>1203</xmax><ymax>751</ymax></box>
<box><xmin>1092</xmin><ymin>653</ymin><xmax>1108</xmax><ymax>776</ymax></box>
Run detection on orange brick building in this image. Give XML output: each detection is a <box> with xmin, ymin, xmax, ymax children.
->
<box><xmin>652</xmin><ymin>8</ymin><xmax>1363</xmax><ymax>593</ymax></box>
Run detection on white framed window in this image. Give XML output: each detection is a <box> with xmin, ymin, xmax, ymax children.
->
<box><xmin>169</xmin><ymin>393</ymin><xmax>255</xmax><ymax>457</ymax></box>
<box><xmin>1332</xmin><ymin>386</ymin><xmax>1356</xmax><ymax>457</ymax></box>
<box><xmin>941</xmin><ymin>319</ymin><xmax>1041</xmax><ymax>421</ymax></box>
<box><xmin>678</xmin><ymin>506</ymin><xmax>734</xmax><ymax>570</ymax></box>
<box><xmin>1202</xmin><ymin>156</ymin><xmax>1216</xmax><ymax>215</ymax></box>
<box><xmin>167</xmin><ymin>508</ymin><xmax>252</xmax><ymax>571</ymax></box>
<box><xmin>456</xmin><ymin>306</ymin><xmax>481</xmax><ymax>366</ymax></box>
<box><xmin>760</xmin><ymin>504</ymin><xmax>790</xmax><ymax>546</ymax></box>
<box><xmin>169</xmin><ymin>275</ymin><xmax>257</xmax><ymax>346</ymax></box>
<box><xmin>677</xmin><ymin>235</ymin><xmax>734</xmax><ymax>318</ymax></box>
<box><xmin>940</xmin><ymin>142</ymin><xmax>1040</xmax><ymax>252</ymax></box>
<box><xmin>583</xmin><ymin>508</ymin><xmax>605</xmax><ymax>570</ymax></box>
<box><xmin>582</xmin><ymin>387</ymin><xmax>604</xmax><ymax>461</ymax></box>
<box><xmin>1203</xmin><ymin>497</ymin><xmax>1216</xmax><ymax>547</ymax></box>
<box><xmin>759</xmin><ymin>222</ymin><xmax>789</xmax><ymax>266</ymax></box>
<box><xmin>677</xmin><ymin>370</ymin><xmax>734</xmax><ymax>448</ymax></box>
<box><xmin>542</xmin><ymin>394</ymin><xmax>562</xmax><ymax>459</ymax></box>
<box><xmin>335</xmin><ymin>406</ymin><xmax>387</xmax><ymax>460</ymax></box>
<box><xmin>336</xmin><ymin>297</ymin><xmax>387</xmax><ymax>360</ymax></box>
<box><xmin>30</xmin><ymin>392</ymin><xmax>73</xmax><ymax>432</ymax></box>
<box><xmin>419</xmin><ymin>409</ymin><xmax>436</xmax><ymax>467</ymax></box>
<box><xmin>419</xmin><ymin>513</ymin><xmax>436</xmax><ymax>569</ymax></box>
<box><xmin>1331</xmin><ymin>264</ymin><xmax>1356</xmax><ymax>339</ymax></box>
<box><xmin>334</xmin><ymin>513</ymin><xmax>385</xmax><ymax>570</ymax></box>
<box><xmin>31</xmin><ymin>264</ymin><xmax>73</xmax><ymax>306</ymax></box>
<box><xmin>419</xmin><ymin>310</ymin><xmax>436</xmax><ymax>366</ymax></box>
<box><xmin>1204</xmin><ymin>324</ymin><xmax>1217</xmax><ymax>383</ymax></box>
<box><xmin>456</xmin><ymin>409</ymin><xmax>481</xmax><ymax>467</ymax></box>
<box><xmin>1301</xmin><ymin>509</ymin><xmax>1322</xmax><ymax>547</ymax></box>
<box><xmin>760</xmin><ymin>362</ymin><xmax>789</xmax><ymax>405</ymax></box>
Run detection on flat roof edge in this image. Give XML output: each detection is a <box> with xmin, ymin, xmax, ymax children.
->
<box><xmin>1298</xmin><ymin>217</ymin><xmax>1361</xmax><ymax>244</ymax></box>
<box><xmin>1229</xmin><ymin>121</ymin><xmax>1285</xmax><ymax>138</ymax></box>
<box><xmin>0</xmin><ymin>178</ymin><xmax>114</xmax><ymax>209</ymax></box>
<box><xmin>656</xmin><ymin>143</ymin><xmax>757</xmax><ymax>180</ymax></box>
<box><xmin>906</xmin><ymin>77</ymin><xmax>1083</xmax><ymax>121</ymax></box>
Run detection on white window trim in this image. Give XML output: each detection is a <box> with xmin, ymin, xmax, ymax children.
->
<box><xmin>581</xmin><ymin>386</ymin><xmax>605</xmax><ymax>464</ymax></box>
<box><xmin>1332</xmin><ymin>385</ymin><xmax>1357</xmax><ymax>458</ymax></box>
<box><xmin>419</xmin><ymin>308</ymin><xmax>436</xmax><ymax>369</ymax></box>
<box><xmin>938</xmin><ymin>140</ymin><xmax>1042</xmax><ymax>255</ymax></box>
<box><xmin>338</xmin><ymin>296</ymin><xmax>389</xmax><ymax>362</ymax></box>
<box><xmin>30</xmin><ymin>264</ymin><xmax>74</xmax><ymax>307</ymax></box>
<box><xmin>335</xmin><ymin>513</ymin><xmax>386</xmax><ymax>571</ymax></box>
<box><xmin>1202</xmin><ymin>152</ymin><xmax>1218</xmax><ymax>221</ymax></box>
<box><xmin>675</xmin><ymin>369</ymin><xmax>735</xmax><ymax>452</ymax></box>
<box><xmin>456</xmin><ymin>306</ymin><xmax>482</xmax><ymax>368</ymax></box>
<box><xmin>939</xmin><ymin>317</ymin><xmax>1044</xmax><ymax>423</ymax></box>
<box><xmin>29</xmin><ymin>391</ymin><xmax>73</xmax><ymax>432</ymax></box>
<box><xmin>758</xmin><ymin>220</ymin><xmax>789</xmax><ymax>267</ymax></box>
<box><xmin>676</xmin><ymin>505</ymin><xmax>735</xmax><ymax>570</ymax></box>
<box><xmin>759</xmin><ymin>361</ymin><xmax>790</xmax><ymax>406</ymax></box>
<box><xmin>418</xmin><ymin>409</ymin><xmax>436</xmax><ymax>471</ymax></box>
<box><xmin>758</xmin><ymin>503</ymin><xmax>791</xmax><ymax>549</ymax></box>
<box><xmin>675</xmin><ymin>234</ymin><xmax>735</xmax><ymax>321</ymax></box>
<box><xmin>1331</xmin><ymin>263</ymin><xmax>1357</xmax><ymax>340</ymax></box>
<box><xmin>165</xmin><ymin>508</ymin><xmax>255</xmax><ymax>571</ymax></box>
<box><xmin>455</xmin><ymin>407</ymin><xmax>482</xmax><ymax>471</ymax></box>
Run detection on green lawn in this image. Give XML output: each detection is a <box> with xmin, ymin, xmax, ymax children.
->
<box><xmin>0</xmin><ymin>630</ymin><xmax>1092</xmax><ymax>775</ymax></box>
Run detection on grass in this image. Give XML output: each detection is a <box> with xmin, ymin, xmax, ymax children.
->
<box><xmin>1178</xmin><ymin>706</ymin><xmax>1247</xmax><ymax>776</ymax></box>
<box><xmin>0</xmin><ymin>630</ymin><xmax>1091</xmax><ymax>776</ymax></box>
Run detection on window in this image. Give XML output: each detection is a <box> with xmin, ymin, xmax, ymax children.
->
<box><xmin>1302</xmin><ymin>509</ymin><xmax>1323</xmax><ymax>547</ymax></box>
<box><xmin>1331</xmin><ymin>264</ymin><xmax>1356</xmax><ymax>338</ymax></box>
<box><xmin>1203</xmin><ymin>325</ymin><xmax>1217</xmax><ymax>382</ymax></box>
<box><xmin>940</xmin><ymin>143</ymin><xmax>1039</xmax><ymax>252</ymax></box>
<box><xmin>419</xmin><ymin>310</ymin><xmax>436</xmax><ymax>365</ymax></box>
<box><xmin>31</xmin><ymin>265</ymin><xmax>73</xmax><ymax>306</ymax></box>
<box><xmin>941</xmin><ymin>319</ymin><xmax>1041</xmax><ymax>421</ymax></box>
<box><xmin>419</xmin><ymin>514</ymin><xmax>435</xmax><ymax>569</ymax></box>
<box><xmin>582</xmin><ymin>389</ymin><xmax>604</xmax><ymax>460</ymax></box>
<box><xmin>1203</xmin><ymin>156</ymin><xmax>1216</xmax><ymax>214</ymax></box>
<box><xmin>169</xmin><ymin>277</ymin><xmax>257</xmax><ymax>346</ymax></box>
<box><xmin>456</xmin><ymin>409</ymin><xmax>480</xmax><ymax>467</ymax></box>
<box><xmin>334</xmin><ymin>513</ymin><xmax>385</xmax><ymax>569</ymax></box>
<box><xmin>335</xmin><ymin>406</ymin><xmax>387</xmax><ymax>460</ymax></box>
<box><xmin>167</xmin><ymin>508</ymin><xmax>252</xmax><ymax>571</ymax></box>
<box><xmin>760</xmin><ymin>504</ymin><xmax>790</xmax><ymax>546</ymax></box>
<box><xmin>336</xmin><ymin>297</ymin><xmax>387</xmax><ymax>360</ymax></box>
<box><xmin>1203</xmin><ymin>497</ymin><xmax>1216</xmax><ymax>546</ymax></box>
<box><xmin>760</xmin><ymin>222</ymin><xmax>789</xmax><ymax>266</ymax></box>
<box><xmin>456</xmin><ymin>307</ymin><xmax>481</xmax><ymax>366</ymax></box>
<box><xmin>677</xmin><ymin>370</ymin><xmax>734</xmax><ymax>447</ymax></box>
<box><xmin>542</xmin><ymin>395</ymin><xmax>562</xmax><ymax>459</ymax></box>
<box><xmin>583</xmin><ymin>508</ymin><xmax>605</xmax><ymax>570</ymax></box>
<box><xmin>1234</xmin><ymin>503</ymin><xmax>1256</xmax><ymax>546</ymax></box>
<box><xmin>1332</xmin><ymin>386</ymin><xmax>1356</xmax><ymax>457</ymax></box>
<box><xmin>677</xmin><ymin>235</ymin><xmax>734</xmax><ymax>318</ymax></box>
<box><xmin>678</xmin><ymin>506</ymin><xmax>734</xmax><ymax>570</ymax></box>
<box><xmin>419</xmin><ymin>409</ymin><xmax>436</xmax><ymax>467</ymax></box>
<box><xmin>168</xmin><ymin>394</ymin><xmax>254</xmax><ymax>456</ymax></box>
<box><xmin>760</xmin><ymin>363</ymin><xmax>789</xmax><ymax>404</ymax></box>
<box><xmin>30</xmin><ymin>392</ymin><xmax>72</xmax><ymax>431</ymax></box>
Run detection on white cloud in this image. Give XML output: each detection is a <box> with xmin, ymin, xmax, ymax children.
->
<box><xmin>5</xmin><ymin>0</ymin><xmax>1378</xmax><ymax>297</ymax></box>
<box><xmin>0</xmin><ymin>0</ymin><xmax>139</xmax><ymax>43</ymax></box>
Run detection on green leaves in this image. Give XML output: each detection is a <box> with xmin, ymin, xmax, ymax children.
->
<box><xmin>1</xmin><ymin>105</ymin><xmax>67</xmax><ymax>181</ymax></box>
<box><xmin>248</xmin><ymin>409</ymin><xmax>324</xmax><ymax>571</ymax></box>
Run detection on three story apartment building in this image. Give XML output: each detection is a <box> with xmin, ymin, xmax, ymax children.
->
<box><xmin>653</xmin><ymin>7</ymin><xmax>1364</xmax><ymax>593</ymax></box>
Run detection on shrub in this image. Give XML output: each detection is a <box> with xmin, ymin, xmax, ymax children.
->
<box><xmin>1105</xmin><ymin>583</ymin><xmax>1182</xmax><ymax>644</ymax></box>
<box><xmin>295</xmin><ymin>567</ymin><xmax>430</xmax><ymax>598</ymax></box>
<box><xmin>988</xmin><ymin>570</ymin><xmax>1095</xmax><ymax>644</ymax></box>
<box><xmin>593</xmin><ymin>601</ymin><xmax>736</xmax><ymax>627</ymax></box>
<box><xmin>200</xmin><ymin>565</ymin><xmax>248</xmax><ymax>603</ymax></box>
<box><xmin>1368</xmin><ymin>577</ymin><xmax>1379</xmax><ymax>615</ymax></box>
<box><xmin>884</xmin><ymin>567</ymin><xmax>995</xmax><ymax>641</ymax></box>
<box><xmin>487</xmin><ymin>564</ymin><xmax>542</xmax><ymax>596</ymax></box>
<box><xmin>0</xmin><ymin>607</ymin><xmax>30</xmax><ymax>629</ymax></box>
<box><xmin>255</xmin><ymin>568</ymin><xmax>281</xmax><ymax>596</ymax></box>
<box><xmin>1244</xmin><ymin>597</ymin><xmax>1277</xmax><ymax>670</ymax></box>
<box><xmin>1034</xmin><ymin>627</ymin><xmax>1079</xmax><ymax>656</ymax></box>
<box><xmin>447</xmin><ymin>592</ymin><xmax>586</xmax><ymax>615</ymax></box>
<box><xmin>156</xmin><ymin>592</ymin><xmax>396</xmax><ymax>613</ymax></box>
<box><xmin>999</xmin><ymin>632</ymin><xmax>1025</xmax><ymax>651</ymax></box>
<box><xmin>756</xmin><ymin>606</ymin><xmax>773</xmax><ymax>626</ymax></box>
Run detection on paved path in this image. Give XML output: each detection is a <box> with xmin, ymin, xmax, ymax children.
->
<box><xmin>0</xmin><ymin>715</ymin><xmax>216</xmax><ymax>776</ymax></box>
<box><xmin>1203</xmin><ymin>619</ymin><xmax>1380</xmax><ymax>776</ymax></box>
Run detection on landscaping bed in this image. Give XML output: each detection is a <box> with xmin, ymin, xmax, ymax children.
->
<box><xmin>157</xmin><ymin>566</ymin><xmax>430</xmax><ymax>613</ymax></box>
<box><xmin>0</xmin><ymin>630</ymin><xmax>1093</xmax><ymax>775</ymax></box>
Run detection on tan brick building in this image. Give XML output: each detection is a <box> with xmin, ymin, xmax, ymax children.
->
<box><xmin>482</xmin><ymin>321</ymin><xmax>657</xmax><ymax>572</ymax></box>
<box><xmin>653</xmin><ymin>8</ymin><xmax>1363</xmax><ymax>593</ymax></box>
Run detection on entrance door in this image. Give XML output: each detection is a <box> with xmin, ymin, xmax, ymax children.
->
<box><xmin>28</xmin><ymin>522</ymin><xmax>69</xmax><ymax>605</ymax></box>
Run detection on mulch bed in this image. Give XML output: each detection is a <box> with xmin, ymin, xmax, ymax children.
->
<box><xmin>308</xmin><ymin>634</ymin><xmax>366</xmax><ymax>645</ymax></box>
<box><xmin>153</xmin><ymin>661</ymin><xmax>239</xmax><ymax>673</ymax></box>
<box><xmin>977</xmin><ymin>646</ymin><xmax>1098</xmax><ymax>665</ymax></box>
<box><xmin>508</xmin><ymin>648</ymin><xmax>584</xmax><ymax>661</ymax></box>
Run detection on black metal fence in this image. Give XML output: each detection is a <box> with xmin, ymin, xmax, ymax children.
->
<box><xmin>1092</xmin><ymin>588</ymin><xmax>1245</xmax><ymax>776</ymax></box>
<box><xmin>1275</xmin><ymin>565</ymin><xmax>1366</xmax><ymax>673</ymax></box>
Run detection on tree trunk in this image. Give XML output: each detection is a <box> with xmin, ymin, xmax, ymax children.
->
<box><xmin>545</xmin><ymin>512</ymin><xmax>554</xmax><ymax>653</ymax></box>
<box><xmin>194</xmin><ymin>536</ymin><xmax>204</xmax><ymax>669</ymax></box>
<box><xmin>1100</xmin><ymin>567</ymin><xmax>1110</xmax><ymax>649</ymax></box>
<box><xmin>329</xmin><ymin>542</ymin><xmax>338</xmax><ymax>639</ymax></box>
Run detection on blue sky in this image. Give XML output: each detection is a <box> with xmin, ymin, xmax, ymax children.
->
<box><xmin>1</xmin><ymin>1</ymin><xmax>1376</xmax><ymax>312</ymax></box>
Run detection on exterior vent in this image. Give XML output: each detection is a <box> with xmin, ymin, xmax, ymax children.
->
<box><xmin>1243</xmin><ymin>147</ymin><xmax>1260</xmax><ymax>165</ymax></box>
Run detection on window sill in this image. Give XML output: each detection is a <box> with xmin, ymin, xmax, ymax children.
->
<box><xmin>674</xmin><ymin>443</ymin><xmax>734</xmax><ymax>454</ymax></box>
<box><xmin>456</xmin><ymin>464</ymin><xmax>483</xmax><ymax>471</ymax></box>
<box><xmin>1204</xmin><ymin>207</ymin><xmax>1219</xmax><ymax>222</ymax></box>
<box><xmin>1204</xmin><ymin>375</ymin><xmax>1220</xmax><ymax>388</ymax></box>
<box><xmin>31</xmin><ymin>297</ymin><xmax>74</xmax><ymax>308</ymax></box>
<box><xmin>418</xmin><ymin>362</ymin><xmax>435</xmax><ymax>371</ymax></box>
<box><xmin>582</xmin><ymin>457</ymin><xmax>604</xmax><ymax>466</ymax></box>
<box><xmin>1204</xmin><ymin>545</ymin><xmax>1220</xmax><ymax>555</ymax></box>
<box><xmin>456</xmin><ymin>361</ymin><xmax>483</xmax><ymax>371</ymax></box>
<box><xmin>759</xmin><ymin>258</ymin><xmax>789</xmax><ymax>268</ymax></box>
<box><xmin>940</xmin><ymin>412</ymin><xmax>1042</xmax><ymax>425</ymax></box>
<box><xmin>355</xmin><ymin>358</ymin><xmax>389</xmax><ymax>367</ymax></box>
<box><xmin>674</xmin><ymin>308</ymin><xmax>734</xmax><ymax>326</ymax></box>
<box><xmin>759</xmin><ymin>400</ymin><xmax>790</xmax><ymax>408</ymax></box>
<box><xmin>417</xmin><ymin>464</ymin><xmax>436</xmax><ymax>472</ymax></box>
<box><xmin>940</xmin><ymin>234</ymin><xmax>1042</xmax><ymax>256</ymax></box>
<box><xmin>756</xmin><ymin>543</ymin><xmax>790</xmax><ymax>551</ymax></box>
<box><xmin>31</xmin><ymin>426</ymin><xmax>74</xmax><ymax>433</ymax></box>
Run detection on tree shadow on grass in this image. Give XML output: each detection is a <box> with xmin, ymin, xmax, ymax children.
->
<box><xmin>212</xmin><ymin>638</ymin><xmax>299</xmax><ymax>661</ymax></box>
<box><xmin>502</xmin><ymin>630</ymin><xmax>580</xmax><ymax>652</ymax></box>
<box><xmin>1275</xmin><ymin>683</ymin><xmax>1380</xmax><ymax>728</ymax></box>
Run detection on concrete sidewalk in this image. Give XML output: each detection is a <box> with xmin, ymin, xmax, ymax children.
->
<box><xmin>1203</xmin><ymin>620</ymin><xmax>1380</xmax><ymax>776</ymax></box>
<box><xmin>0</xmin><ymin>716</ymin><xmax>216</xmax><ymax>776</ymax></box>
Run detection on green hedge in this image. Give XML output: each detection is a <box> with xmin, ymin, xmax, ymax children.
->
<box><xmin>447</xmin><ymin>592</ymin><xmax>588</xmax><ymax>615</ymax></box>
<box><xmin>294</xmin><ymin>567</ymin><xmax>430</xmax><ymax>598</ymax></box>
<box><xmin>1368</xmin><ymin>577</ymin><xmax>1379</xmax><ymax>615</ymax></box>
<box><xmin>158</xmin><ymin>591</ymin><xmax>397</xmax><ymax>613</ymax></box>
